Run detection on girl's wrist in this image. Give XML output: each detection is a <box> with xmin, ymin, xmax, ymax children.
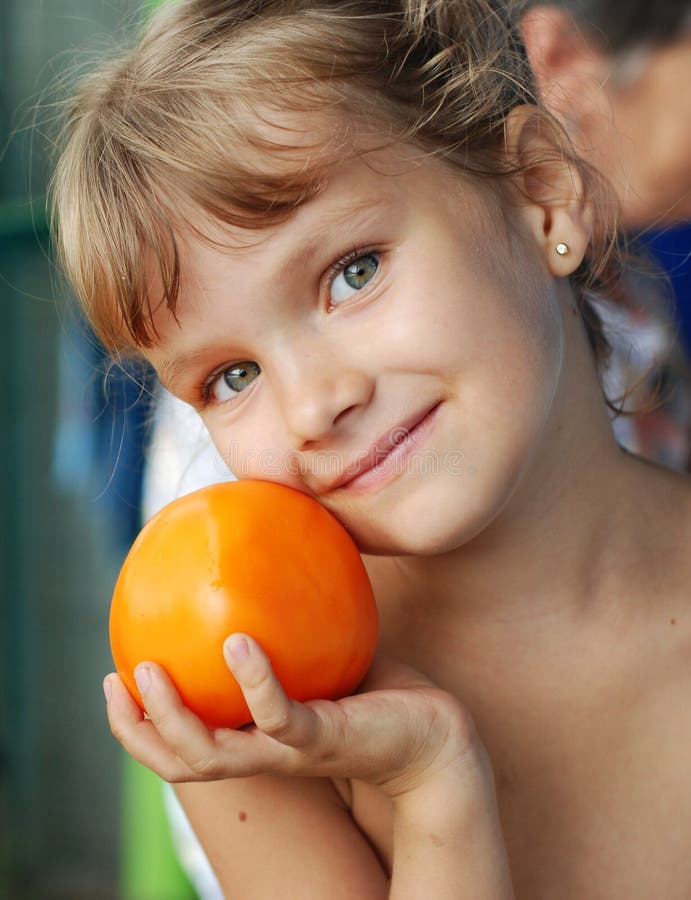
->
<box><xmin>389</xmin><ymin>737</ymin><xmax>497</xmax><ymax>827</ymax></box>
<box><xmin>388</xmin><ymin>743</ymin><xmax>514</xmax><ymax>899</ymax></box>
<box><xmin>378</xmin><ymin>690</ymin><xmax>489</xmax><ymax>803</ymax></box>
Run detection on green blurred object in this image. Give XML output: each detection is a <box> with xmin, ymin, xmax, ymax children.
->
<box><xmin>121</xmin><ymin>754</ymin><xmax>197</xmax><ymax>900</ymax></box>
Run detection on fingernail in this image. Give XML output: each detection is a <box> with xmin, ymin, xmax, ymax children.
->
<box><xmin>103</xmin><ymin>677</ymin><xmax>112</xmax><ymax>703</ymax></box>
<box><xmin>134</xmin><ymin>664</ymin><xmax>151</xmax><ymax>694</ymax></box>
<box><xmin>224</xmin><ymin>635</ymin><xmax>250</xmax><ymax>665</ymax></box>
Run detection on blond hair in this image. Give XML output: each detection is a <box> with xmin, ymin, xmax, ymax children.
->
<box><xmin>51</xmin><ymin>0</ymin><xmax>619</xmax><ymax>376</ymax></box>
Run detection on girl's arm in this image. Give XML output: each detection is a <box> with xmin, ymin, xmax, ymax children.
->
<box><xmin>104</xmin><ymin>635</ymin><xmax>514</xmax><ymax>898</ymax></box>
<box><xmin>173</xmin><ymin>774</ymin><xmax>391</xmax><ymax>897</ymax></box>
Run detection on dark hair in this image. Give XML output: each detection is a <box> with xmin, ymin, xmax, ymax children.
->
<box><xmin>525</xmin><ymin>0</ymin><xmax>691</xmax><ymax>54</ymax></box>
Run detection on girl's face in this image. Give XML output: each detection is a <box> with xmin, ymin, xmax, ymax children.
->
<box><xmin>145</xmin><ymin>148</ymin><xmax>567</xmax><ymax>555</ymax></box>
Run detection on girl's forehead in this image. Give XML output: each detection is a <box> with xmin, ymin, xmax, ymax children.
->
<box><xmin>220</xmin><ymin>100</ymin><xmax>402</xmax><ymax>184</ymax></box>
<box><xmin>173</xmin><ymin>144</ymin><xmax>454</xmax><ymax>255</ymax></box>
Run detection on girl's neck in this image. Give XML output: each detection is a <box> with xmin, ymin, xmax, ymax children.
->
<box><xmin>393</xmin><ymin>446</ymin><xmax>632</xmax><ymax>615</ymax></box>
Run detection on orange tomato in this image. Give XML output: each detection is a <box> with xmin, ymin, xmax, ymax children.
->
<box><xmin>109</xmin><ymin>480</ymin><xmax>378</xmax><ymax>729</ymax></box>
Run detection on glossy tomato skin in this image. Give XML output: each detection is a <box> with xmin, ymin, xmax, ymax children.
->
<box><xmin>109</xmin><ymin>480</ymin><xmax>378</xmax><ymax>729</ymax></box>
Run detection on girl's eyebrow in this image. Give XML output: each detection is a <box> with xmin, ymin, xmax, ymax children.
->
<box><xmin>157</xmin><ymin>346</ymin><xmax>223</xmax><ymax>395</ymax></box>
<box><xmin>274</xmin><ymin>194</ymin><xmax>388</xmax><ymax>283</ymax></box>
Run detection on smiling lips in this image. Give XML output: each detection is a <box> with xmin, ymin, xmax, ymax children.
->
<box><xmin>326</xmin><ymin>402</ymin><xmax>442</xmax><ymax>494</ymax></box>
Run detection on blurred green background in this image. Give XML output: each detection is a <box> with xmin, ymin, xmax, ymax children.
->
<box><xmin>0</xmin><ymin>1</ymin><xmax>194</xmax><ymax>897</ymax></box>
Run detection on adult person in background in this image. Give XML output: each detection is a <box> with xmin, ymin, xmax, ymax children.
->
<box><xmin>522</xmin><ymin>1</ymin><xmax>691</xmax><ymax>230</ymax></box>
<box><xmin>521</xmin><ymin>0</ymin><xmax>691</xmax><ymax>469</ymax></box>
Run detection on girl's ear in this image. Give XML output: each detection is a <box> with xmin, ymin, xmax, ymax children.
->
<box><xmin>503</xmin><ymin>104</ymin><xmax>593</xmax><ymax>277</ymax></box>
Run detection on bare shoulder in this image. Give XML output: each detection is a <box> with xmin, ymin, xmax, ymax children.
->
<box><xmin>620</xmin><ymin>456</ymin><xmax>691</xmax><ymax>674</ymax></box>
<box><xmin>622</xmin><ymin>454</ymin><xmax>691</xmax><ymax>594</ymax></box>
<box><xmin>174</xmin><ymin>774</ymin><xmax>389</xmax><ymax>898</ymax></box>
<box><xmin>625</xmin><ymin>457</ymin><xmax>691</xmax><ymax>789</ymax></box>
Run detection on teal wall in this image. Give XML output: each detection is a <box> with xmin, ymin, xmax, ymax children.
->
<box><xmin>0</xmin><ymin>3</ymin><xmax>142</xmax><ymax>897</ymax></box>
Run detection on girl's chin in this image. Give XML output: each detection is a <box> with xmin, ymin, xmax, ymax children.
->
<box><xmin>346</xmin><ymin>510</ymin><xmax>493</xmax><ymax>558</ymax></box>
<box><xmin>326</xmin><ymin>465</ymin><xmax>510</xmax><ymax>556</ymax></box>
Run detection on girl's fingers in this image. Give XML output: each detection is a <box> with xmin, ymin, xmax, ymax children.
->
<box><xmin>132</xmin><ymin>663</ymin><xmax>229</xmax><ymax>779</ymax></box>
<box><xmin>103</xmin><ymin>672</ymin><xmax>196</xmax><ymax>781</ymax></box>
<box><xmin>105</xmin><ymin>637</ymin><xmax>329</xmax><ymax>784</ymax></box>
<box><xmin>104</xmin><ymin>639</ymin><xmax>467</xmax><ymax>788</ymax></box>
<box><xmin>223</xmin><ymin>634</ymin><xmax>322</xmax><ymax>751</ymax></box>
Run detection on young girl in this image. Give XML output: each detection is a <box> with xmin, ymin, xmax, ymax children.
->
<box><xmin>52</xmin><ymin>1</ymin><xmax>691</xmax><ymax>896</ymax></box>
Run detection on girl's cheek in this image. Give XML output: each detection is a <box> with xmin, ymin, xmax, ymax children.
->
<box><xmin>208</xmin><ymin>420</ymin><xmax>300</xmax><ymax>486</ymax></box>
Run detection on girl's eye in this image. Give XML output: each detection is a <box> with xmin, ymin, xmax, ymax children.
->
<box><xmin>329</xmin><ymin>253</ymin><xmax>379</xmax><ymax>306</ymax></box>
<box><xmin>209</xmin><ymin>361</ymin><xmax>261</xmax><ymax>403</ymax></box>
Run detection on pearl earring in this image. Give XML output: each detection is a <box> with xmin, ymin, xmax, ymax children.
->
<box><xmin>555</xmin><ymin>242</ymin><xmax>569</xmax><ymax>256</ymax></box>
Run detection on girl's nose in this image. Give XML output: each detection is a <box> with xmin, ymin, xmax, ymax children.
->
<box><xmin>273</xmin><ymin>343</ymin><xmax>374</xmax><ymax>449</ymax></box>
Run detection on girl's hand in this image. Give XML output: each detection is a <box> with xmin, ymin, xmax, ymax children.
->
<box><xmin>103</xmin><ymin>633</ymin><xmax>481</xmax><ymax>799</ymax></box>
<box><xmin>105</xmin><ymin>635</ymin><xmax>514</xmax><ymax>898</ymax></box>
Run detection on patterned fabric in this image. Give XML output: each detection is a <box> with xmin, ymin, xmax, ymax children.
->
<box><xmin>594</xmin><ymin>278</ymin><xmax>691</xmax><ymax>472</ymax></box>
